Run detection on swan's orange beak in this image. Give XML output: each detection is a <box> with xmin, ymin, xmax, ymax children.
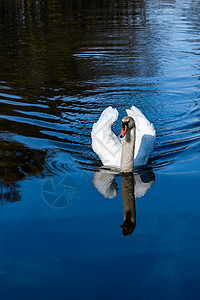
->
<box><xmin>120</xmin><ymin>124</ymin><xmax>127</xmax><ymax>138</ymax></box>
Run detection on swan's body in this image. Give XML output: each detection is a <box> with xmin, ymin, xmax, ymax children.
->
<box><xmin>91</xmin><ymin>106</ymin><xmax>155</xmax><ymax>171</ymax></box>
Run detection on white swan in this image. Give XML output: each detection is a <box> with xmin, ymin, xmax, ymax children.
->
<box><xmin>91</xmin><ymin>106</ymin><xmax>156</xmax><ymax>172</ymax></box>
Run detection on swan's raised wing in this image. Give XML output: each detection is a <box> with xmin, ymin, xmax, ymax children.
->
<box><xmin>91</xmin><ymin>106</ymin><xmax>122</xmax><ymax>168</ymax></box>
<box><xmin>126</xmin><ymin>106</ymin><xmax>156</xmax><ymax>166</ymax></box>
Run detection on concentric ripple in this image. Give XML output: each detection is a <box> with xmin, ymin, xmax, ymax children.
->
<box><xmin>0</xmin><ymin>0</ymin><xmax>200</xmax><ymax>178</ymax></box>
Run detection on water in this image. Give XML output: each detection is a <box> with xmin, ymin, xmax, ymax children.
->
<box><xmin>0</xmin><ymin>0</ymin><xmax>200</xmax><ymax>299</ymax></box>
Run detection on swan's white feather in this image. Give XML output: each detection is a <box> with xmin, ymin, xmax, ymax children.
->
<box><xmin>91</xmin><ymin>106</ymin><xmax>122</xmax><ymax>168</ymax></box>
<box><xmin>126</xmin><ymin>106</ymin><xmax>156</xmax><ymax>166</ymax></box>
<box><xmin>91</xmin><ymin>105</ymin><xmax>156</xmax><ymax>168</ymax></box>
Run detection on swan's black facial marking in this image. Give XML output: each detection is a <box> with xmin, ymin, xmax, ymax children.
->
<box><xmin>120</xmin><ymin>116</ymin><xmax>135</xmax><ymax>138</ymax></box>
<box><xmin>120</xmin><ymin>120</ymin><xmax>129</xmax><ymax>138</ymax></box>
<box><xmin>121</xmin><ymin>121</ymin><xmax>129</xmax><ymax>130</ymax></box>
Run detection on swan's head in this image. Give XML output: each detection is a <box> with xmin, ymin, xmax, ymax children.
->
<box><xmin>120</xmin><ymin>116</ymin><xmax>135</xmax><ymax>138</ymax></box>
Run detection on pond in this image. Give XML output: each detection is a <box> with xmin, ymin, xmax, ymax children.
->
<box><xmin>0</xmin><ymin>0</ymin><xmax>200</xmax><ymax>299</ymax></box>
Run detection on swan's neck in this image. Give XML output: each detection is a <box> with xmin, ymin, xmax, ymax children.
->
<box><xmin>121</xmin><ymin>127</ymin><xmax>135</xmax><ymax>173</ymax></box>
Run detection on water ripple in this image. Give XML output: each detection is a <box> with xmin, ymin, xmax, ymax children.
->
<box><xmin>0</xmin><ymin>0</ymin><xmax>200</xmax><ymax>176</ymax></box>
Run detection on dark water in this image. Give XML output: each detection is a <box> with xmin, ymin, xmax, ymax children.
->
<box><xmin>0</xmin><ymin>0</ymin><xmax>200</xmax><ymax>299</ymax></box>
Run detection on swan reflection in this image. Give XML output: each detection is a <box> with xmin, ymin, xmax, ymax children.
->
<box><xmin>93</xmin><ymin>168</ymin><xmax>155</xmax><ymax>236</ymax></box>
<box><xmin>92</xmin><ymin>169</ymin><xmax>119</xmax><ymax>199</ymax></box>
<box><xmin>120</xmin><ymin>173</ymin><xmax>136</xmax><ymax>236</ymax></box>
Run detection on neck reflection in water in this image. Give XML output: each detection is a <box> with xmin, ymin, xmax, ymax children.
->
<box><xmin>121</xmin><ymin>173</ymin><xmax>136</xmax><ymax>236</ymax></box>
<box><xmin>93</xmin><ymin>168</ymin><xmax>155</xmax><ymax>236</ymax></box>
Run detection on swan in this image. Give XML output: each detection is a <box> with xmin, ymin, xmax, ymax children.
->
<box><xmin>91</xmin><ymin>106</ymin><xmax>156</xmax><ymax>172</ymax></box>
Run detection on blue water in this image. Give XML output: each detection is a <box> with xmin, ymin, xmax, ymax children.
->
<box><xmin>0</xmin><ymin>0</ymin><xmax>200</xmax><ymax>299</ymax></box>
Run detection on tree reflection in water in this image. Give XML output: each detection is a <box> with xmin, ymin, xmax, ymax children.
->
<box><xmin>0</xmin><ymin>181</ymin><xmax>20</xmax><ymax>203</ymax></box>
<box><xmin>0</xmin><ymin>140</ymin><xmax>46</xmax><ymax>203</ymax></box>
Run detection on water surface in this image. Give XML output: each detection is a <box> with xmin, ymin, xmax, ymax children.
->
<box><xmin>0</xmin><ymin>0</ymin><xmax>200</xmax><ymax>299</ymax></box>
